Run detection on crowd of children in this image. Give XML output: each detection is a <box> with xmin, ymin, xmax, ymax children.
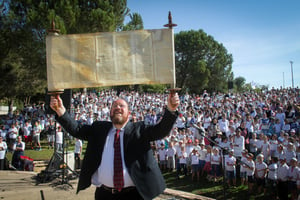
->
<box><xmin>153</xmin><ymin>87</ymin><xmax>299</xmax><ymax>199</ymax></box>
<box><xmin>0</xmin><ymin>87</ymin><xmax>299</xmax><ymax>198</ymax></box>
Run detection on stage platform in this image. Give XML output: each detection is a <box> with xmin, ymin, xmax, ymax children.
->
<box><xmin>0</xmin><ymin>170</ymin><xmax>214</xmax><ymax>200</ymax></box>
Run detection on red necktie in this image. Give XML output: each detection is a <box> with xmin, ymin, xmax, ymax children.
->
<box><xmin>113</xmin><ymin>129</ymin><xmax>124</xmax><ymax>191</ymax></box>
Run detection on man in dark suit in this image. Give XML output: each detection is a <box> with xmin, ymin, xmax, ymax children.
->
<box><xmin>50</xmin><ymin>92</ymin><xmax>179</xmax><ymax>200</ymax></box>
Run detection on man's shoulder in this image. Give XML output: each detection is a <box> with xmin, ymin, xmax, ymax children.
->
<box><xmin>92</xmin><ymin>120</ymin><xmax>112</xmax><ymax>126</ymax></box>
<box><xmin>90</xmin><ymin>121</ymin><xmax>112</xmax><ymax>132</ymax></box>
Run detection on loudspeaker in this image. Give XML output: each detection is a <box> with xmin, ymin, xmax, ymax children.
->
<box><xmin>45</xmin><ymin>89</ymin><xmax>72</xmax><ymax>114</ymax></box>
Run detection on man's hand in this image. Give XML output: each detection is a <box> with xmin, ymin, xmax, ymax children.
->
<box><xmin>50</xmin><ymin>95</ymin><xmax>66</xmax><ymax>117</ymax></box>
<box><xmin>167</xmin><ymin>92</ymin><xmax>180</xmax><ymax>112</ymax></box>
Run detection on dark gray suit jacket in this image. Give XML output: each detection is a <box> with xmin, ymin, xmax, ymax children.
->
<box><xmin>56</xmin><ymin>109</ymin><xmax>178</xmax><ymax>200</ymax></box>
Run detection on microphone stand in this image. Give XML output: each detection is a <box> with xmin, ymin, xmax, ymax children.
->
<box><xmin>191</xmin><ymin>124</ymin><xmax>229</xmax><ymax>199</ymax></box>
<box><xmin>192</xmin><ymin>124</ymin><xmax>251</xmax><ymax>199</ymax></box>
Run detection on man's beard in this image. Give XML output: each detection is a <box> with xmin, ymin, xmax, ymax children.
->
<box><xmin>111</xmin><ymin>114</ymin><xmax>127</xmax><ymax>125</ymax></box>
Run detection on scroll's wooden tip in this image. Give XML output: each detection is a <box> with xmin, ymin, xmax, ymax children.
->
<box><xmin>167</xmin><ymin>88</ymin><xmax>181</xmax><ymax>92</ymax></box>
<box><xmin>47</xmin><ymin>89</ymin><xmax>64</xmax><ymax>95</ymax></box>
<box><xmin>167</xmin><ymin>88</ymin><xmax>181</xmax><ymax>95</ymax></box>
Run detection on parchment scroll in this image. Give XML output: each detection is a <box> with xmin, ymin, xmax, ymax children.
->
<box><xmin>46</xmin><ymin>29</ymin><xmax>175</xmax><ymax>91</ymax></box>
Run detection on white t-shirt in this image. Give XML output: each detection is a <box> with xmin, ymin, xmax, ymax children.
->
<box><xmin>74</xmin><ymin>139</ymin><xmax>82</xmax><ymax>154</ymax></box>
<box><xmin>268</xmin><ymin>163</ymin><xmax>278</xmax><ymax>180</ymax></box>
<box><xmin>255</xmin><ymin>162</ymin><xmax>268</xmax><ymax>178</ymax></box>
<box><xmin>178</xmin><ymin>151</ymin><xmax>187</xmax><ymax>164</ymax></box>
<box><xmin>225</xmin><ymin>155</ymin><xmax>236</xmax><ymax>171</ymax></box>
<box><xmin>8</xmin><ymin>127</ymin><xmax>18</xmax><ymax>139</ymax></box>
<box><xmin>285</xmin><ymin>150</ymin><xmax>296</xmax><ymax>164</ymax></box>
<box><xmin>191</xmin><ymin>154</ymin><xmax>200</xmax><ymax>165</ymax></box>
<box><xmin>166</xmin><ymin>147</ymin><xmax>176</xmax><ymax>158</ymax></box>
<box><xmin>23</xmin><ymin>125</ymin><xmax>32</xmax><ymax>137</ymax></box>
<box><xmin>32</xmin><ymin>126</ymin><xmax>41</xmax><ymax>136</ymax></box>
<box><xmin>0</xmin><ymin>130</ymin><xmax>7</xmax><ymax>139</ymax></box>
<box><xmin>205</xmin><ymin>153</ymin><xmax>211</xmax><ymax>162</ymax></box>
<box><xmin>185</xmin><ymin>145</ymin><xmax>194</xmax><ymax>156</ymax></box>
<box><xmin>269</xmin><ymin>140</ymin><xmax>278</xmax><ymax>151</ymax></box>
<box><xmin>176</xmin><ymin>117</ymin><xmax>186</xmax><ymax>129</ymax></box>
<box><xmin>261</xmin><ymin>142</ymin><xmax>270</xmax><ymax>157</ymax></box>
<box><xmin>211</xmin><ymin>154</ymin><xmax>220</xmax><ymax>165</ymax></box>
<box><xmin>198</xmin><ymin>148</ymin><xmax>207</xmax><ymax>160</ymax></box>
<box><xmin>288</xmin><ymin>166</ymin><xmax>300</xmax><ymax>182</ymax></box>
<box><xmin>219</xmin><ymin>119</ymin><xmax>229</xmax><ymax>133</ymax></box>
<box><xmin>256</xmin><ymin>139</ymin><xmax>263</xmax><ymax>150</ymax></box>
<box><xmin>0</xmin><ymin>141</ymin><xmax>8</xmax><ymax>159</ymax></box>
<box><xmin>56</xmin><ymin>131</ymin><xmax>63</xmax><ymax>144</ymax></box>
<box><xmin>203</xmin><ymin>117</ymin><xmax>211</xmax><ymax>129</ymax></box>
<box><xmin>245</xmin><ymin>160</ymin><xmax>255</xmax><ymax>176</ymax></box>
<box><xmin>249</xmin><ymin>138</ymin><xmax>258</xmax><ymax>152</ymax></box>
<box><xmin>240</xmin><ymin>156</ymin><xmax>248</xmax><ymax>172</ymax></box>
<box><xmin>233</xmin><ymin>136</ymin><xmax>245</xmax><ymax>157</ymax></box>
<box><xmin>158</xmin><ymin>148</ymin><xmax>167</xmax><ymax>161</ymax></box>
<box><xmin>277</xmin><ymin>163</ymin><xmax>289</xmax><ymax>181</ymax></box>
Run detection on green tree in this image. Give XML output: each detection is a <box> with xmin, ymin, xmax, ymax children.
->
<box><xmin>122</xmin><ymin>13</ymin><xmax>144</xmax><ymax>31</ymax></box>
<box><xmin>175</xmin><ymin>30</ymin><xmax>233</xmax><ymax>94</ymax></box>
<box><xmin>234</xmin><ymin>76</ymin><xmax>246</xmax><ymax>92</ymax></box>
<box><xmin>0</xmin><ymin>1</ymin><xmax>47</xmax><ymax>113</ymax></box>
<box><xmin>0</xmin><ymin>0</ymin><xmax>129</xmax><ymax>114</ymax></box>
<box><xmin>260</xmin><ymin>84</ymin><xmax>269</xmax><ymax>91</ymax></box>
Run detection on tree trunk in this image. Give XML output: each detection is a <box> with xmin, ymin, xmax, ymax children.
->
<box><xmin>8</xmin><ymin>98</ymin><xmax>14</xmax><ymax>116</ymax></box>
<box><xmin>24</xmin><ymin>96</ymin><xmax>31</xmax><ymax>106</ymax></box>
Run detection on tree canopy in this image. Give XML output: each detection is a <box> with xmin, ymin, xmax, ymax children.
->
<box><xmin>234</xmin><ymin>76</ymin><xmax>246</xmax><ymax>92</ymax></box>
<box><xmin>0</xmin><ymin>0</ymin><xmax>129</xmax><ymax>113</ymax></box>
<box><xmin>122</xmin><ymin>13</ymin><xmax>144</xmax><ymax>31</ymax></box>
<box><xmin>175</xmin><ymin>30</ymin><xmax>234</xmax><ymax>94</ymax></box>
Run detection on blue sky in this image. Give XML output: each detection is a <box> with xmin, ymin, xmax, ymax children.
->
<box><xmin>126</xmin><ymin>0</ymin><xmax>300</xmax><ymax>89</ymax></box>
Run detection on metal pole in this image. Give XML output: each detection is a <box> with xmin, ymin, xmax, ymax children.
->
<box><xmin>290</xmin><ymin>61</ymin><xmax>294</xmax><ymax>88</ymax></box>
<box><xmin>283</xmin><ymin>72</ymin><xmax>285</xmax><ymax>88</ymax></box>
<box><xmin>40</xmin><ymin>190</ymin><xmax>45</xmax><ymax>200</ymax></box>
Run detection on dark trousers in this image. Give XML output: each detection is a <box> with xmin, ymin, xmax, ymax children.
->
<box><xmin>0</xmin><ymin>159</ymin><xmax>5</xmax><ymax>170</ymax></box>
<box><xmin>12</xmin><ymin>151</ymin><xmax>24</xmax><ymax>170</ymax></box>
<box><xmin>277</xmin><ymin>180</ymin><xmax>288</xmax><ymax>200</ymax></box>
<box><xmin>95</xmin><ymin>186</ymin><xmax>143</xmax><ymax>200</ymax></box>
<box><xmin>74</xmin><ymin>153</ymin><xmax>81</xmax><ymax>169</ymax></box>
<box><xmin>177</xmin><ymin>163</ymin><xmax>187</xmax><ymax>177</ymax></box>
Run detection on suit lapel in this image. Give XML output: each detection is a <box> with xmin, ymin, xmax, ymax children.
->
<box><xmin>123</xmin><ymin>122</ymin><xmax>133</xmax><ymax>155</ymax></box>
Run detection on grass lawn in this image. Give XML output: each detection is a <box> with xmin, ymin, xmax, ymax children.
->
<box><xmin>162</xmin><ymin>171</ymin><xmax>271</xmax><ymax>200</ymax></box>
<box><xmin>6</xmin><ymin>139</ymin><xmax>277</xmax><ymax>200</ymax></box>
<box><xmin>5</xmin><ymin>139</ymin><xmax>81</xmax><ymax>161</ymax></box>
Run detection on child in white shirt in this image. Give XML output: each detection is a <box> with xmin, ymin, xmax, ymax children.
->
<box><xmin>190</xmin><ymin>148</ymin><xmax>200</xmax><ymax>181</ymax></box>
<box><xmin>225</xmin><ymin>149</ymin><xmax>236</xmax><ymax>187</ymax></box>
<box><xmin>269</xmin><ymin>134</ymin><xmax>278</xmax><ymax>157</ymax></box>
<box><xmin>211</xmin><ymin>147</ymin><xmax>221</xmax><ymax>182</ymax></box>
<box><xmin>176</xmin><ymin>145</ymin><xmax>187</xmax><ymax>179</ymax></box>
<box><xmin>158</xmin><ymin>143</ymin><xmax>167</xmax><ymax>171</ymax></box>
<box><xmin>267</xmin><ymin>157</ymin><xmax>278</xmax><ymax>198</ymax></box>
<box><xmin>255</xmin><ymin>154</ymin><xmax>268</xmax><ymax>195</ymax></box>
<box><xmin>240</xmin><ymin>149</ymin><xmax>248</xmax><ymax>186</ymax></box>
<box><xmin>287</xmin><ymin>157</ymin><xmax>299</xmax><ymax>200</ymax></box>
<box><xmin>244</xmin><ymin>153</ymin><xmax>255</xmax><ymax>194</ymax></box>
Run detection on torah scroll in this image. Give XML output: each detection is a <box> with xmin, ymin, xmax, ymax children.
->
<box><xmin>46</xmin><ymin>29</ymin><xmax>175</xmax><ymax>91</ymax></box>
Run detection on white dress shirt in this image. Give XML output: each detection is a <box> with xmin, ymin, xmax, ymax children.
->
<box><xmin>91</xmin><ymin>127</ymin><xmax>134</xmax><ymax>188</ymax></box>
